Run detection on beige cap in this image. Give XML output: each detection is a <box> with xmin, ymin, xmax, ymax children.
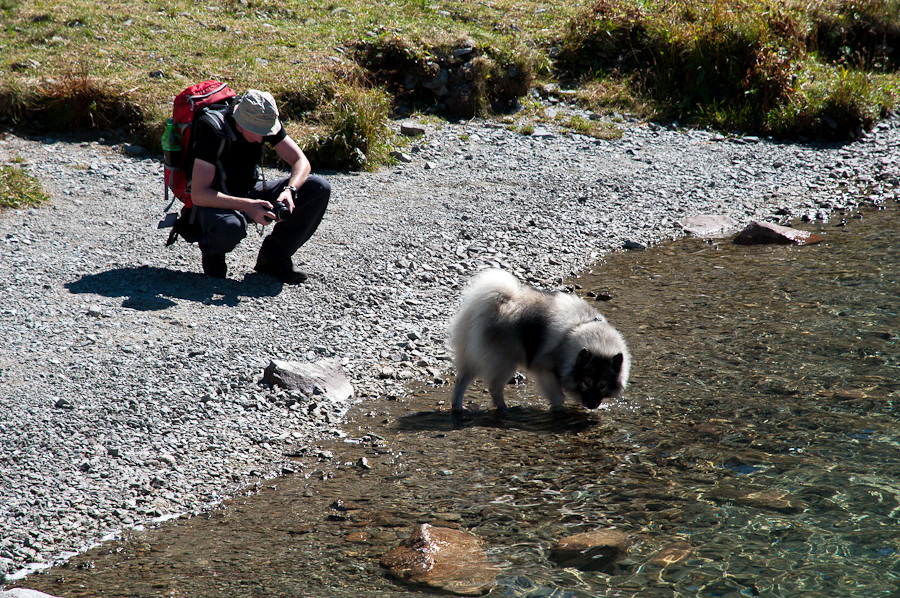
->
<box><xmin>232</xmin><ymin>90</ymin><xmax>281</xmax><ymax>136</ymax></box>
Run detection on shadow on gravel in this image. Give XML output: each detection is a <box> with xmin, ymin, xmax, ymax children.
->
<box><xmin>65</xmin><ymin>265</ymin><xmax>282</xmax><ymax>310</ymax></box>
<box><xmin>396</xmin><ymin>405</ymin><xmax>597</xmax><ymax>434</ymax></box>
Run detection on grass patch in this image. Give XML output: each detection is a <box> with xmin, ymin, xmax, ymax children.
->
<box><xmin>763</xmin><ymin>63</ymin><xmax>898</xmax><ymax>137</ymax></box>
<box><xmin>0</xmin><ymin>0</ymin><xmax>564</xmax><ymax>168</ymax></box>
<box><xmin>0</xmin><ymin>0</ymin><xmax>897</xmax><ymax>163</ymax></box>
<box><xmin>0</xmin><ymin>162</ymin><xmax>50</xmax><ymax>209</ymax></box>
<box><xmin>300</xmin><ymin>83</ymin><xmax>396</xmax><ymax>171</ymax></box>
<box><xmin>556</xmin><ymin>0</ymin><xmax>899</xmax><ymax>138</ymax></box>
<box><xmin>808</xmin><ymin>0</ymin><xmax>900</xmax><ymax>70</ymax></box>
<box><xmin>574</xmin><ymin>76</ymin><xmax>655</xmax><ymax>120</ymax></box>
<box><xmin>559</xmin><ymin>114</ymin><xmax>623</xmax><ymax>140</ymax></box>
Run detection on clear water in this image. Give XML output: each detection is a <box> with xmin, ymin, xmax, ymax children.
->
<box><xmin>15</xmin><ymin>202</ymin><xmax>899</xmax><ymax>597</ymax></box>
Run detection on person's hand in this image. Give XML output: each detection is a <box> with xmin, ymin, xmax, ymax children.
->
<box><xmin>279</xmin><ymin>187</ymin><xmax>296</xmax><ymax>212</ymax></box>
<box><xmin>246</xmin><ymin>199</ymin><xmax>277</xmax><ymax>226</ymax></box>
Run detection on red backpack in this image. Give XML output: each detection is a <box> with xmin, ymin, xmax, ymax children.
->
<box><xmin>162</xmin><ymin>80</ymin><xmax>236</xmax><ymax>208</ymax></box>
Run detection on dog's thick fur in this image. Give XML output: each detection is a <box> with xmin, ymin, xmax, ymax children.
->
<box><xmin>450</xmin><ymin>269</ymin><xmax>631</xmax><ymax>412</ymax></box>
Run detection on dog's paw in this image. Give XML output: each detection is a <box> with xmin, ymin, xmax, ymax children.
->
<box><xmin>493</xmin><ymin>405</ymin><xmax>510</xmax><ymax>417</ymax></box>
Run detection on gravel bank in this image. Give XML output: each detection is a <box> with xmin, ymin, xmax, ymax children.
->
<box><xmin>1</xmin><ymin>113</ymin><xmax>898</xmax><ymax>583</ymax></box>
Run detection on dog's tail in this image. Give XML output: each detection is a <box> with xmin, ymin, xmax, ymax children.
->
<box><xmin>458</xmin><ymin>269</ymin><xmax>521</xmax><ymax>316</ymax></box>
<box><xmin>450</xmin><ymin>269</ymin><xmax>519</xmax><ymax>347</ymax></box>
<box><xmin>463</xmin><ymin>268</ymin><xmax>519</xmax><ymax>300</ymax></box>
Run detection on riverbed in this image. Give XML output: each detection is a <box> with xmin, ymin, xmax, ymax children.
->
<box><xmin>14</xmin><ymin>198</ymin><xmax>898</xmax><ymax>597</ymax></box>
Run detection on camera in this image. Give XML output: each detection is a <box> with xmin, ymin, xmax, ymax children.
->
<box><xmin>268</xmin><ymin>200</ymin><xmax>291</xmax><ymax>222</ymax></box>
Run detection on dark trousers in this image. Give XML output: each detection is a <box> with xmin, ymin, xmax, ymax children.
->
<box><xmin>198</xmin><ymin>175</ymin><xmax>330</xmax><ymax>258</ymax></box>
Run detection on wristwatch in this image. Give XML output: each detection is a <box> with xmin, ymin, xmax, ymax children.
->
<box><xmin>286</xmin><ymin>185</ymin><xmax>298</xmax><ymax>200</ymax></box>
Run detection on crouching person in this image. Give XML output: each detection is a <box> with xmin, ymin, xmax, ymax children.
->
<box><xmin>190</xmin><ymin>89</ymin><xmax>329</xmax><ymax>283</ymax></box>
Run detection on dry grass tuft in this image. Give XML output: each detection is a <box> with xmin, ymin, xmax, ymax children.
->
<box><xmin>0</xmin><ymin>70</ymin><xmax>145</xmax><ymax>133</ymax></box>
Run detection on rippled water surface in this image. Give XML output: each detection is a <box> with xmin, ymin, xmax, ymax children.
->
<box><xmin>18</xmin><ymin>202</ymin><xmax>899</xmax><ymax>597</ymax></box>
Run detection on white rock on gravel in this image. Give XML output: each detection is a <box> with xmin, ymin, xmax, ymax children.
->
<box><xmin>1</xmin><ymin>589</ymin><xmax>64</xmax><ymax>598</ymax></box>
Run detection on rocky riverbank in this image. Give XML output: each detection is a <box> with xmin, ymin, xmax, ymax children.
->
<box><xmin>1</xmin><ymin>111</ymin><xmax>898</xmax><ymax>584</ymax></box>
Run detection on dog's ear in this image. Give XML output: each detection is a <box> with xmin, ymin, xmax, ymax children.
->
<box><xmin>612</xmin><ymin>353</ymin><xmax>624</xmax><ymax>371</ymax></box>
<box><xmin>576</xmin><ymin>348</ymin><xmax>592</xmax><ymax>368</ymax></box>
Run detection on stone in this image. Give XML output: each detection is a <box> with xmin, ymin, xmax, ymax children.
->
<box><xmin>681</xmin><ymin>214</ymin><xmax>739</xmax><ymax>237</ymax></box>
<box><xmin>733</xmin><ymin>221</ymin><xmax>825</xmax><ymax>245</ymax></box>
<box><xmin>346</xmin><ymin>531</ymin><xmax>370</xmax><ymax>543</ymax></box>
<box><xmin>390</xmin><ymin>151</ymin><xmax>413</xmax><ymax>163</ymax></box>
<box><xmin>53</xmin><ymin>398</ymin><xmax>74</xmax><ymax>410</ymax></box>
<box><xmin>549</xmin><ymin>529</ymin><xmax>630</xmax><ymax>571</ymax></box>
<box><xmin>262</xmin><ymin>358</ymin><xmax>353</xmax><ymax>404</ymax></box>
<box><xmin>400</xmin><ymin>122</ymin><xmax>426</xmax><ymax>137</ymax></box>
<box><xmin>122</xmin><ymin>144</ymin><xmax>146</xmax><ymax>156</ymax></box>
<box><xmin>708</xmin><ymin>485</ymin><xmax>807</xmax><ymax>514</ymax></box>
<box><xmin>420</xmin><ymin>69</ymin><xmax>448</xmax><ymax>91</ymax></box>
<box><xmin>734</xmin><ymin>490</ymin><xmax>807</xmax><ymax>514</ymax></box>
<box><xmin>1</xmin><ymin>590</ymin><xmax>65</xmax><ymax>598</ymax></box>
<box><xmin>586</xmin><ymin>289</ymin><xmax>614</xmax><ymax>301</ymax></box>
<box><xmin>649</xmin><ymin>541</ymin><xmax>694</xmax><ymax>567</ymax></box>
<box><xmin>381</xmin><ymin>523</ymin><xmax>497</xmax><ymax>596</ymax></box>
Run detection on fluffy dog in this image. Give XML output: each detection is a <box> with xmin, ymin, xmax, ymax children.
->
<box><xmin>450</xmin><ymin>269</ymin><xmax>630</xmax><ymax>412</ymax></box>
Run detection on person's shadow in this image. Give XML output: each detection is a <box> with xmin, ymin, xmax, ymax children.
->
<box><xmin>65</xmin><ymin>266</ymin><xmax>282</xmax><ymax>310</ymax></box>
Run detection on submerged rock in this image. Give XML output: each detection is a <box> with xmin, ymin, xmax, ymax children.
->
<box><xmin>709</xmin><ymin>486</ymin><xmax>807</xmax><ymax>514</ymax></box>
<box><xmin>549</xmin><ymin>529</ymin><xmax>630</xmax><ymax>571</ymax></box>
<box><xmin>734</xmin><ymin>490</ymin><xmax>807</xmax><ymax>514</ymax></box>
<box><xmin>380</xmin><ymin>523</ymin><xmax>497</xmax><ymax>595</ymax></box>
<box><xmin>649</xmin><ymin>541</ymin><xmax>695</xmax><ymax>567</ymax></box>
<box><xmin>733</xmin><ymin>221</ymin><xmax>825</xmax><ymax>245</ymax></box>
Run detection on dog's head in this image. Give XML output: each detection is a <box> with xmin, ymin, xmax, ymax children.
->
<box><xmin>572</xmin><ymin>348</ymin><xmax>626</xmax><ymax>409</ymax></box>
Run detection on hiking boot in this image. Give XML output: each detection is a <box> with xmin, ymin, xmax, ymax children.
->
<box><xmin>255</xmin><ymin>236</ymin><xmax>308</xmax><ymax>284</ymax></box>
<box><xmin>202</xmin><ymin>253</ymin><xmax>227</xmax><ymax>279</ymax></box>
<box><xmin>254</xmin><ymin>258</ymin><xmax>308</xmax><ymax>284</ymax></box>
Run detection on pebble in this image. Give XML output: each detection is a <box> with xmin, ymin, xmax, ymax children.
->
<box><xmin>0</xmin><ymin>113</ymin><xmax>898</xmax><ymax>580</ymax></box>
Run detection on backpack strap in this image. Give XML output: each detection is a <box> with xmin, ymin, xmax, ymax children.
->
<box><xmin>196</xmin><ymin>107</ymin><xmax>237</xmax><ymax>196</ymax></box>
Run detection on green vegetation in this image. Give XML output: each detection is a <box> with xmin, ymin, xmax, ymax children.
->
<box><xmin>302</xmin><ymin>83</ymin><xmax>395</xmax><ymax>171</ymax></box>
<box><xmin>0</xmin><ymin>0</ymin><xmax>897</xmax><ymax>178</ymax></box>
<box><xmin>0</xmin><ymin>0</ymin><xmax>568</xmax><ymax>170</ymax></box>
<box><xmin>557</xmin><ymin>0</ymin><xmax>899</xmax><ymax>138</ymax></box>
<box><xmin>0</xmin><ymin>162</ymin><xmax>50</xmax><ymax>209</ymax></box>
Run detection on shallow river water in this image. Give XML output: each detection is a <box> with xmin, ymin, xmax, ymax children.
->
<box><xmin>18</xmin><ymin>201</ymin><xmax>899</xmax><ymax>598</ymax></box>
